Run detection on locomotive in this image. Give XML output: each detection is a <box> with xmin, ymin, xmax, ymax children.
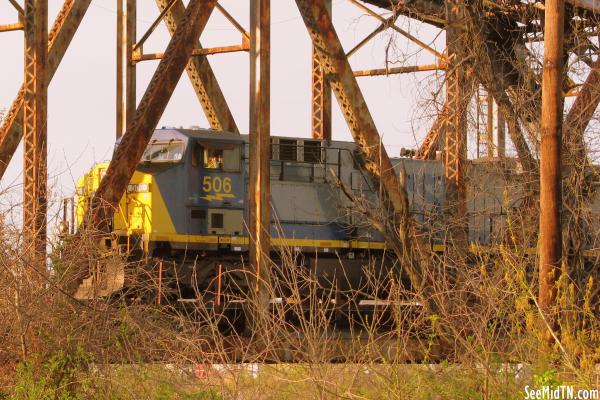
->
<box><xmin>73</xmin><ymin>127</ymin><xmax>530</xmax><ymax>302</ymax></box>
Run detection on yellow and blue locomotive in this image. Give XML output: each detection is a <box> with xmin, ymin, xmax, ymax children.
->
<box><xmin>74</xmin><ymin>127</ymin><xmax>529</xmax><ymax>301</ymax></box>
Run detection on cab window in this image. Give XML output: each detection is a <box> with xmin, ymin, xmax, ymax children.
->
<box><xmin>141</xmin><ymin>140</ymin><xmax>184</xmax><ymax>163</ymax></box>
<box><xmin>222</xmin><ymin>146</ymin><xmax>241</xmax><ymax>172</ymax></box>
<box><xmin>203</xmin><ymin>148</ymin><xmax>223</xmax><ymax>169</ymax></box>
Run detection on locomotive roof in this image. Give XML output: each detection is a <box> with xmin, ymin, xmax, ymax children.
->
<box><xmin>116</xmin><ymin>128</ymin><xmax>442</xmax><ymax>164</ymax></box>
<box><xmin>126</xmin><ymin>127</ymin><xmax>343</xmax><ymax>145</ymax></box>
<box><xmin>150</xmin><ymin>128</ymin><xmax>244</xmax><ymax>143</ymax></box>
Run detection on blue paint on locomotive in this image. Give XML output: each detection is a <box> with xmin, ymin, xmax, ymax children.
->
<box><xmin>129</xmin><ymin>128</ymin><xmax>432</xmax><ymax>247</ymax></box>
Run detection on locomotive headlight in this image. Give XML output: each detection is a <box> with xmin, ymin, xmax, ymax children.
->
<box><xmin>127</xmin><ymin>183</ymin><xmax>150</xmax><ymax>193</ymax></box>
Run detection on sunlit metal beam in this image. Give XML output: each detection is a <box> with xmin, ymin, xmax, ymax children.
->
<box><xmin>346</xmin><ymin>13</ymin><xmax>398</xmax><ymax>58</ymax></box>
<box><xmin>8</xmin><ymin>0</ymin><xmax>25</xmax><ymax>17</ymax></box>
<box><xmin>216</xmin><ymin>3</ymin><xmax>249</xmax><ymax>40</ymax></box>
<box><xmin>22</xmin><ymin>0</ymin><xmax>48</xmax><ymax>264</ymax></box>
<box><xmin>443</xmin><ymin>0</ymin><xmax>469</xmax><ymax>243</ymax></box>
<box><xmin>132</xmin><ymin>43</ymin><xmax>249</xmax><ymax>62</ymax></box>
<box><xmin>354</xmin><ymin>63</ymin><xmax>444</xmax><ymax>77</ymax></box>
<box><xmin>310</xmin><ymin>0</ymin><xmax>331</xmax><ymax>141</ymax></box>
<box><xmin>248</xmin><ymin>0</ymin><xmax>271</xmax><ymax>309</ymax></box>
<box><xmin>562</xmin><ymin>59</ymin><xmax>600</xmax><ymax>162</ymax></box>
<box><xmin>0</xmin><ymin>22</ymin><xmax>24</xmax><ymax>32</ymax></box>
<box><xmin>133</xmin><ymin>0</ymin><xmax>177</xmax><ymax>53</ymax></box>
<box><xmin>539</xmin><ymin>0</ymin><xmax>565</xmax><ymax>346</ymax></box>
<box><xmin>125</xmin><ymin>0</ymin><xmax>136</xmax><ymax>128</ymax></box>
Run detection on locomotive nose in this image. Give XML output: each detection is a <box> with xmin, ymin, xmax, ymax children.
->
<box><xmin>122</xmin><ymin>174</ymin><xmax>153</xmax><ymax>234</ymax></box>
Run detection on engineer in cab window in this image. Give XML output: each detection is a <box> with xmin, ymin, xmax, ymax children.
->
<box><xmin>204</xmin><ymin>149</ymin><xmax>223</xmax><ymax>169</ymax></box>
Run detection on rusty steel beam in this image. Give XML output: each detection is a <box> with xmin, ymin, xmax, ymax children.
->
<box><xmin>492</xmin><ymin>89</ymin><xmax>538</xmax><ymax>174</ymax></box>
<box><xmin>539</xmin><ymin>0</ymin><xmax>565</xmax><ymax>344</ymax></box>
<box><xmin>125</xmin><ymin>0</ymin><xmax>136</xmax><ymax>127</ymax></box>
<box><xmin>249</xmin><ymin>0</ymin><xmax>271</xmax><ymax>308</ymax></box>
<box><xmin>346</xmin><ymin>13</ymin><xmax>399</xmax><ymax>58</ymax></box>
<box><xmin>215</xmin><ymin>3</ymin><xmax>249</xmax><ymax>40</ymax></box>
<box><xmin>88</xmin><ymin>0</ymin><xmax>217</xmax><ymax>229</ymax></box>
<box><xmin>132</xmin><ymin>43</ymin><xmax>249</xmax><ymax>62</ymax></box>
<box><xmin>8</xmin><ymin>0</ymin><xmax>24</xmax><ymax>16</ymax></box>
<box><xmin>0</xmin><ymin>0</ymin><xmax>91</xmax><ymax>180</ymax></box>
<box><xmin>156</xmin><ymin>0</ymin><xmax>239</xmax><ymax>133</ymax></box>
<box><xmin>116</xmin><ymin>0</ymin><xmax>125</xmax><ymax>137</ymax></box>
<box><xmin>22</xmin><ymin>0</ymin><xmax>48</xmax><ymax>264</ymax></box>
<box><xmin>133</xmin><ymin>0</ymin><xmax>177</xmax><ymax>53</ymax></box>
<box><xmin>354</xmin><ymin>63</ymin><xmax>444</xmax><ymax>77</ymax></box>
<box><xmin>443</xmin><ymin>0</ymin><xmax>469</xmax><ymax>241</ymax></box>
<box><xmin>562</xmin><ymin>59</ymin><xmax>600</xmax><ymax>162</ymax></box>
<box><xmin>415</xmin><ymin>129</ymin><xmax>441</xmax><ymax>160</ymax></box>
<box><xmin>485</xmin><ymin>96</ymin><xmax>506</xmax><ymax>158</ymax></box>
<box><xmin>0</xmin><ymin>22</ymin><xmax>24</xmax><ymax>32</ymax></box>
<box><xmin>310</xmin><ymin>0</ymin><xmax>331</xmax><ymax>141</ymax></box>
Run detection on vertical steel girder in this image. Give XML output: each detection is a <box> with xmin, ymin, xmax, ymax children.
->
<box><xmin>116</xmin><ymin>0</ymin><xmax>125</xmax><ymax>138</ymax></box>
<box><xmin>0</xmin><ymin>0</ymin><xmax>91</xmax><ymax>180</ymax></box>
<box><xmin>88</xmin><ymin>0</ymin><xmax>217</xmax><ymax>229</ymax></box>
<box><xmin>126</xmin><ymin>0</ymin><xmax>136</xmax><ymax>127</ymax></box>
<box><xmin>23</xmin><ymin>0</ymin><xmax>48</xmax><ymax>263</ymax></box>
<box><xmin>156</xmin><ymin>0</ymin><xmax>239</xmax><ymax>133</ymax></box>
<box><xmin>485</xmin><ymin>83</ymin><xmax>538</xmax><ymax>175</ymax></box>
<box><xmin>539</xmin><ymin>0</ymin><xmax>565</xmax><ymax>339</ymax></box>
<box><xmin>563</xmin><ymin>59</ymin><xmax>600</xmax><ymax>162</ymax></box>
<box><xmin>443</xmin><ymin>0</ymin><xmax>469</xmax><ymax>233</ymax></box>
<box><xmin>310</xmin><ymin>0</ymin><xmax>331</xmax><ymax>141</ymax></box>
<box><xmin>485</xmin><ymin>97</ymin><xmax>506</xmax><ymax>158</ymax></box>
<box><xmin>115</xmin><ymin>0</ymin><xmax>137</xmax><ymax>136</ymax></box>
<box><xmin>248</xmin><ymin>0</ymin><xmax>271</xmax><ymax>306</ymax></box>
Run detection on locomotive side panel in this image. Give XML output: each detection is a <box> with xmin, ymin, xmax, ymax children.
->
<box><xmin>468</xmin><ymin>159</ymin><xmax>526</xmax><ymax>246</ymax></box>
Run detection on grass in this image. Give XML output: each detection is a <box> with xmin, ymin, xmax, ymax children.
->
<box><xmin>12</xmin><ymin>361</ymin><xmax>584</xmax><ymax>400</ymax></box>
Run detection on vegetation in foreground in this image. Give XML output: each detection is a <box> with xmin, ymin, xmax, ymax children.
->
<box><xmin>0</xmin><ymin>221</ymin><xmax>598</xmax><ymax>399</ymax></box>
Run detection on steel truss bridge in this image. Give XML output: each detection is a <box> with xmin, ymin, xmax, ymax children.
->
<box><xmin>1</xmin><ymin>0</ymin><xmax>599</xmax><ymax>308</ymax></box>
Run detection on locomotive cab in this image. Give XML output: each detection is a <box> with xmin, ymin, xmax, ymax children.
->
<box><xmin>75</xmin><ymin>129</ymin><xmax>247</xmax><ymax>255</ymax></box>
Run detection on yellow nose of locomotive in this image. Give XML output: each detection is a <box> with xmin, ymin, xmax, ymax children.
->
<box><xmin>75</xmin><ymin>162</ymin><xmax>154</xmax><ymax>236</ymax></box>
<box><xmin>115</xmin><ymin>173</ymin><xmax>153</xmax><ymax>236</ymax></box>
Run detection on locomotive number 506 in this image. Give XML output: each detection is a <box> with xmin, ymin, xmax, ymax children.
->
<box><xmin>202</xmin><ymin>176</ymin><xmax>232</xmax><ymax>194</ymax></box>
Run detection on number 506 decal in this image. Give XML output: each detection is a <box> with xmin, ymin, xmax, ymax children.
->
<box><xmin>201</xmin><ymin>176</ymin><xmax>234</xmax><ymax>201</ymax></box>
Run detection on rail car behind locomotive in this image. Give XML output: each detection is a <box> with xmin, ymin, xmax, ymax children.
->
<box><xmin>73</xmin><ymin>127</ymin><xmax>532</xmax><ymax>300</ymax></box>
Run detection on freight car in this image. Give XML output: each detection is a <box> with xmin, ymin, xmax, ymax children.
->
<box><xmin>72</xmin><ymin>127</ymin><xmax>532</xmax><ymax>303</ymax></box>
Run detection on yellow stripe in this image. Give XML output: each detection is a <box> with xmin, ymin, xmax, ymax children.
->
<box><xmin>136</xmin><ymin>233</ymin><xmax>600</xmax><ymax>257</ymax></box>
<box><xmin>432</xmin><ymin>244</ymin><xmax>445</xmax><ymax>252</ymax></box>
<box><xmin>231</xmin><ymin>236</ymin><xmax>249</xmax><ymax>245</ymax></box>
<box><xmin>147</xmin><ymin>233</ymin><xmax>383</xmax><ymax>250</ymax></box>
<box><xmin>350</xmin><ymin>241</ymin><xmax>386</xmax><ymax>250</ymax></box>
<box><xmin>272</xmin><ymin>238</ymin><xmax>349</xmax><ymax>248</ymax></box>
<box><xmin>150</xmin><ymin>233</ymin><xmax>219</xmax><ymax>244</ymax></box>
